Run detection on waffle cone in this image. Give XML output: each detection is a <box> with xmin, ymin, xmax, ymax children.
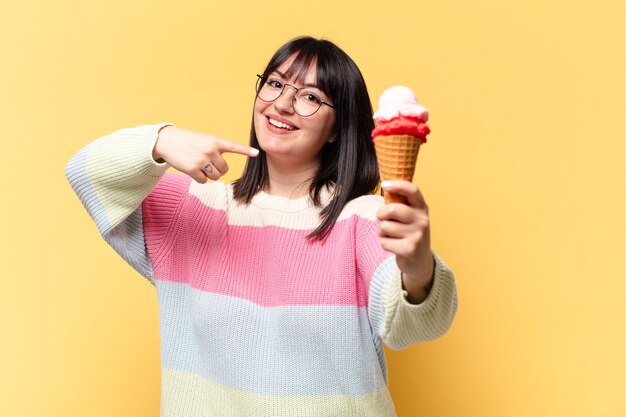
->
<box><xmin>374</xmin><ymin>134</ymin><xmax>421</xmax><ymax>204</ymax></box>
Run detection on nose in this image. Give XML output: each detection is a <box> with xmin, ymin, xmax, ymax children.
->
<box><xmin>273</xmin><ymin>85</ymin><xmax>297</xmax><ymax>114</ymax></box>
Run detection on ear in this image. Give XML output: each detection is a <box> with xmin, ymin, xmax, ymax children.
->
<box><xmin>327</xmin><ymin>136</ymin><xmax>337</xmax><ymax>143</ymax></box>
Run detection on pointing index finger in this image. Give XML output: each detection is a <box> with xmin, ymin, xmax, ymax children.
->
<box><xmin>217</xmin><ymin>138</ymin><xmax>260</xmax><ymax>157</ymax></box>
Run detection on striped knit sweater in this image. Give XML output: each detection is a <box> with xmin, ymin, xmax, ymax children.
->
<box><xmin>65</xmin><ymin>123</ymin><xmax>458</xmax><ymax>417</ymax></box>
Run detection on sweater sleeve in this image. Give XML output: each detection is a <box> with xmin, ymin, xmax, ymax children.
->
<box><xmin>64</xmin><ymin>122</ymin><xmax>184</xmax><ymax>284</ymax></box>
<box><xmin>360</xmin><ymin>219</ymin><xmax>458</xmax><ymax>350</ymax></box>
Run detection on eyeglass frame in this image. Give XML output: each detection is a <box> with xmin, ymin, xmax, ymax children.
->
<box><xmin>255</xmin><ymin>74</ymin><xmax>336</xmax><ymax>117</ymax></box>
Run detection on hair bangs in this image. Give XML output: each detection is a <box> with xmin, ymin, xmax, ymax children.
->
<box><xmin>282</xmin><ymin>49</ymin><xmax>318</xmax><ymax>85</ymax></box>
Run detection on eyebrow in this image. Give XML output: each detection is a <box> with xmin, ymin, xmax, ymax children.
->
<box><xmin>272</xmin><ymin>70</ymin><xmax>320</xmax><ymax>89</ymax></box>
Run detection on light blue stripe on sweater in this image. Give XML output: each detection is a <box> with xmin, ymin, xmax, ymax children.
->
<box><xmin>105</xmin><ymin>206</ymin><xmax>155</xmax><ymax>282</ymax></box>
<box><xmin>155</xmin><ymin>280</ymin><xmax>388</xmax><ymax>397</ymax></box>
<box><xmin>65</xmin><ymin>145</ymin><xmax>155</xmax><ymax>281</ymax></box>
<box><xmin>367</xmin><ymin>256</ymin><xmax>397</xmax><ymax>341</ymax></box>
<box><xmin>65</xmin><ymin>145</ymin><xmax>113</xmax><ymax>235</ymax></box>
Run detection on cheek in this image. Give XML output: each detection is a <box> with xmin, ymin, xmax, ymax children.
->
<box><xmin>306</xmin><ymin>112</ymin><xmax>334</xmax><ymax>138</ymax></box>
<box><xmin>320</xmin><ymin>115</ymin><xmax>336</xmax><ymax>139</ymax></box>
<box><xmin>253</xmin><ymin>99</ymin><xmax>262</xmax><ymax>117</ymax></box>
<box><xmin>254</xmin><ymin>97</ymin><xmax>270</xmax><ymax>115</ymax></box>
<box><xmin>253</xmin><ymin>101</ymin><xmax>266</xmax><ymax>131</ymax></box>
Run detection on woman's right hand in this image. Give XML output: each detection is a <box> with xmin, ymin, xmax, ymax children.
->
<box><xmin>153</xmin><ymin>126</ymin><xmax>259</xmax><ymax>183</ymax></box>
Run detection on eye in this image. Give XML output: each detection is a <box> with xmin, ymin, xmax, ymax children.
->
<box><xmin>267</xmin><ymin>78</ymin><xmax>283</xmax><ymax>89</ymax></box>
<box><xmin>299</xmin><ymin>91</ymin><xmax>322</xmax><ymax>104</ymax></box>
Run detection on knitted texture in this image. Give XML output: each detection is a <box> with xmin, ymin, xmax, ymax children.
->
<box><xmin>65</xmin><ymin>124</ymin><xmax>458</xmax><ymax>417</ymax></box>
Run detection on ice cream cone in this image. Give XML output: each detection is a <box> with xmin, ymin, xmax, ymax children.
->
<box><xmin>374</xmin><ymin>134</ymin><xmax>421</xmax><ymax>204</ymax></box>
<box><xmin>372</xmin><ymin>86</ymin><xmax>429</xmax><ymax>205</ymax></box>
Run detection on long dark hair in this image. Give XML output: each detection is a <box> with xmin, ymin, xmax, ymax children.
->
<box><xmin>233</xmin><ymin>36</ymin><xmax>379</xmax><ymax>240</ymax></box>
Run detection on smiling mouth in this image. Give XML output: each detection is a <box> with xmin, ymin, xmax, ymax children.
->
<box><xmin>267</xmin><ymin>116</ymin><xmax>297</xmax><ymax>131</ymax></box>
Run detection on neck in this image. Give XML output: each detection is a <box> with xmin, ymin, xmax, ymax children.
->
<box><xmin>265</xmin><ymin>155</ymin><xmax>319</xmax><ymax>199</ymax></box>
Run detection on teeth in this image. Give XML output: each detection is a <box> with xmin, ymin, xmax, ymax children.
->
<box><xmin>268</xmin><ymin>117</ymin><xmax>295</xmax><ymax>131</ymax></box>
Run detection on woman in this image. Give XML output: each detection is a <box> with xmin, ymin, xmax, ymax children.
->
<box><xmin>66</xmin><ymin>36</ymin><xmax>457</xmax><ymax>417</ymax></box>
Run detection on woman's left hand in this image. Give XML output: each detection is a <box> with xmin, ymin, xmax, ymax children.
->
<box><xmin>376</xmin><ymin>180</ymin><xmax>435</xmax><ymax>303</ymax></box>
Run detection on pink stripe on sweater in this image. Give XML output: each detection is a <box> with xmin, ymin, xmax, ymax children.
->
<box><xmin>143</xmin><ymin>184</ymin><xmax>391</xmax><ymax>307</ymax></box>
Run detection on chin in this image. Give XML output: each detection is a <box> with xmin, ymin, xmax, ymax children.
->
<box><xmin>255</xmin><ymin>129</ymin><xmax>292</xmax><ymax>157</ymax></box>
<box><xmin>257</xmin><ymin>140</ymin><xmax>291</xmax><ymax>157</ymax></box>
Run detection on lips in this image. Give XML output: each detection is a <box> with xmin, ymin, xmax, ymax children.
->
<box><xmin>266</xmin><ymin>115</ymin><xmax>298</xmax><ymax>132</ymax></box>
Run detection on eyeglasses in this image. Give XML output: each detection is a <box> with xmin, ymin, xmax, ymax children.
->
<box><xmin>255</xmin><ymin>74</ymin><xmax>336</xmax><ymax>117</ymax></box>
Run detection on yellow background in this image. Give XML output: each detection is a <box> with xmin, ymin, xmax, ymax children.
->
<box><xmin>1</xmin><ymin>0</ymin><xmax>625</xmax><ymax>416</ymax></box>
